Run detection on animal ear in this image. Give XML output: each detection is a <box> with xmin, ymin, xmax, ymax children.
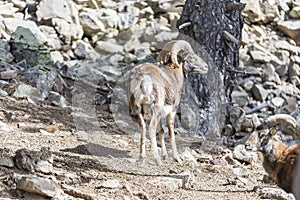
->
<box><xmin>269</xmin><ymin>127</ymin><xmax>278</xmax><ymax>136</ymax></box>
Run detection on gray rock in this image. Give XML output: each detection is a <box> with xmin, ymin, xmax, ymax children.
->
<box><xmin>291</xmin><ymin>55</ymin><xmax>300</xmax><ymax>64</ymax></box>
<box><xmin>252</xmin><ymin>84</ymin><xmax>268</xmax><ymax>101</ymax></box>
<box><xmin>52</xmin><ymin>18</ymin><xmax>84</xmax><ymax>43</ymax></box>
<box><xmin>11</xmin><ymin>0</ymin><xmax>26</xmax><ymax>10</ymax></box>
<box><xmin>50</xmin><ymin>51</ymin><xmax>64</xmax><ymax>63</ymax></box>
<box><xmin>0</xmin><ymin>157</ymin><xmax>14</xmax><ymax>168</ymax></box>
<box><xmin>39</xmin><ymin>25</ymin><xmax>62</xmax><ymax>50</ymax></box>
<box><xmin>250</xmin><ymin>50</ymin><xmax>272</xmax><ymax>63</ymax></box>
<box><xmin>135</xmin><ymin>42</ymin><xmax>151</xmax><ymax>60</ymax></box>
<box><xmin>79</xmin><ymin>10</ymin><xmax>106</xmax><ymax>38</ymax></box>
<box><xmin>117</xmin><ymin>5</ymin><xmax>140</xmax><ymax>30</ymax></box>
<box><xmin>289</xmin><ymin>63</ymin><xmax>300</xmax><ymax>85</ymax></box>
<box><xmin>35</xmin><ymin>160</ymin><xmax>53</xmax><ymax>174</ymax></box>
<box><xmin>239</xmin><ymin>49</ymin><xmax>253</xmax><ymax>66</ymax></box>
<box><xmin>17</xmin><ymin>176</ymin><xmax>63</xmax><ymax>198</ymax></box>
<box><xmin>232</xmin><ymin>166</ymin><xmax>249</xmax><ymax>177</ymax></box>
<box><xmin>0</xmin><ymin>3</ymin><xmax>18</xmax><ymax>17</ymax></box>
<box><xmin>95</xmin><ymin>40</ymin><xmax>124</xmax><ymax>54</ymax></box>
<box><xmin>242</xmin><ymin>79</ymin><xmax>254</xmax><ymax>91</ymax></box>
<box><xmin>277</xmin><ymin>20</ymin><xmax>300</xmax><ymax>45</ymax></box>
<box><xmin>13</xmin><ymin>83</ymin><xmax>44</xmax><ymax>101</ymax></box>
<box><xmin>3</xmin><ymin>18</ymin><xmax>47</xmax><ymax>43</ymax></box>
<box><xmin>101</xmin><ymin>179</ymin><xmax>120</xmax><ymax>189</ymax></box>
<box><xmin>124</xmin><ymin>36</ymin><xmax>140</xmax><ymax>52</ymax></box>
<box><xmin>290</xmin><ymin>6</ymin><xmax>300</xmax><ymax>18</ymax></box>
<box><xmin>0</xmin><ymin>39</ymin><xmax>14</xmax><ymax>63</ymax></box>
<box><xmin>259</xmin><ymin>187</ymin><xmax>295</xmax><ymax>200</ymax></box>
<box><xmin>274</xmin><ymin>40</ymin><xmax>300</xmax><ymax>54</ymax></box>
<box><xmin>0</xmin><ymin>70</ymin><xmax>17</xmax><ymax>80</ymax></box>
<box><xmin>271</xmin><ymin>96</ymin><xmax>285</xmax><ymax>107</ymax></box>
<box><xmin>37</xmin><ymin>0</ymin><xmax>78</xmax><ymax>23</ymax></box>
<box><xmin>74</xmin><ymin>40</ymin><xmax>99</xmax><ymax>60</ymax></box>
<box><xmin>10</xmin><ymin>26</ymin><xmax>51</xmax><ymax>67</ymax></box>
<box><xmin>0</xmin><ymin>89</ymin><xmax>8</xmax><ymax>97</ymax></box>
<box><xmin>233</xmin><ymin>144</ymin><xmax>255</xmax><ymax>164</ymax></box>
<box><xmin>242</xmin><ymin>0</ymin><xmax>264</xmax><ymax>23</ymax></box>
<box><xmin>231</xmin><ymin>90</ymin><xmax>250</xmax><ymax>106</ymax></box>
<box><xmin>262</xmin><ymin>64</ymin><xmax>276</xmax><ymax>82</ymax></box>
<box><xmin>0</xmin><ymin>148</ymin><xmax>14</xmax><ymax>168</ymax></box>
<box><xmin>47</xmin><ymin>91</ymin><xmax>68</xmax><ymax>108</ymax></box>
<box><xmin>147</xmin><ymin>177</ymin><xmax>183</xmax><ymax>190</ymax></box>
<box><xmin>275</xmin><ymin>65</ymin><xmax>289</xmax><ymax>77</ymax></box>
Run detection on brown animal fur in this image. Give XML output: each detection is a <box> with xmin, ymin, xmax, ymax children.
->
<box><xmin>127</xmin><ymin>40</ymin><xmax>208</xmax><ymax>165</ymax></box>
<box><xmin>246</xmin><ymin>128</ymin><xmax>300</xmax><ymax>193</ymax></box>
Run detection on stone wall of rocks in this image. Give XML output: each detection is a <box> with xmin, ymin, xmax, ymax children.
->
<box><xmin>0</xmin><ymin>0</ymin><xmax>299</xmax><ymax>136</ymax></box>
<box><xmin>230</xmin><ymin>0</ymin><xmax>300</xmax><ymax>137</ymax></box>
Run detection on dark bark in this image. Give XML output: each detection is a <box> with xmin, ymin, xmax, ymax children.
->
<box><xmin>177</xmin><ymin>0</ymin><xmax>245</xmax><ymax>137</ymax></box>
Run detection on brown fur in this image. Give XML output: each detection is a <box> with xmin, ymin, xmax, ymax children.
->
<box><xmin>127</xmin><ymin>40</ymin><xmax>208</xmax><ymax>165</ymax></box>
<box><xmin>246</xmin><ymin>129</ymin><xmax>300</xmax><ymax>193</ymax></box>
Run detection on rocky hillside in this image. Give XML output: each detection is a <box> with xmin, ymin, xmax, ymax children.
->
<box><xmin>0</xmin><ymin>0</ymin><xmax>299</xmax><ymax>127</ymax></box>
<box><xmin>0</xmin><ymin>0</ymin><xmax>299</xmax><ymax>199</ymax></box>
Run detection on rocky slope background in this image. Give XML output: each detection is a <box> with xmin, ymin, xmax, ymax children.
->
<box><xmin>0</xmin><ymin>0</ymin><xmax>299</xmax><ymax>128</ymax></box>
<box><xmin>0</xmin><ymin>0</ymin><xmax>299</xmax><ymax>199</ymax></box>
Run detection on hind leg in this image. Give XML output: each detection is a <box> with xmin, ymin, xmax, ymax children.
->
<box><xmin>158</xmin><ymin>121</ymin><xmax>168</xmax><ymax>160</ymax></box>
<box><xmin>136</xmin><ymin>113</ymin><xmax>147</xmax><ymax>159</ymax></box>
<box><xmin>149</xmin><ymin>108</ymin><xmax>163</xmax><ymax>165</ymax></box>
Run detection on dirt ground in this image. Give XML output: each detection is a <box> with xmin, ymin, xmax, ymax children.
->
<box><xmin>0</xmin><ymin>96</ymin><xmax>287</xmax><ymax>200</ymax></box>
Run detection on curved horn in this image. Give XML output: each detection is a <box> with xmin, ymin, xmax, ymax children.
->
<box><xmin>157</xmin><ymin>40</ymin><xmax>194</xmax><ymax>68</ymax></box>
<box><xmin>264</xmin><ymin>114</ymin><xmax>297</xmax><ymax>128</ymax></box>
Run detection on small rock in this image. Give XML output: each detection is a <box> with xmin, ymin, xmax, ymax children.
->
<box><xmin>0</xmin><ymin>39</ymin><xmax>14</xmax><ymax>63</ymax></box>
<box><xmin>95</xmin><ymin>40</ymin><xmax>124</xmax><ymax>54</ymax></box>
<box><xmin>290</xmin><ymin>6</ymin><xmax>300</xmax><ymax>18</ymax></box>
<box><xmin>252</xmin><ymin>84</ymin><xmax>268</xmax><ymax>101</ymax></box>
<box><xmin>231</xmin><ymin>90</ymin><xmax>250</xmax><ymax>106</ymax></box>
<box><xmin>210</xmin><ymin>159</ymin><xmax>227</xmax><ymax>166</ymax></box>
<box><xmin>233</xmin><ymin>144</ymin><xmax>255</xmax><ymax>164</ymax></box>
<box><xmin>271</xmin><ymin>97</ymin><xmax>285</xmax><ymax>107</ymax></box>
<box><xmin>250</xmin><ymin>50</ymin><xmax>272</xmax><ymax>63</ymax></box>
<box><xmin>277</xmin><ymin>20</ymin><xmax>300</xmax><ymax>45</ymax></box>
<box><xmin>47</xmin><ymin>91</ymin><xmax>68</xmax><ymax>108</ymax></box>
<box><xmin>17</xmin><ymin>176</ymin><xmax>63</xmax><ymax>198</ymax></box>
<box><xmin>232</xmin><ymin>166</ymin><xmax>249</xmax><ymax>177</ymax></box>
<box><xmin>181</xmin><ymin>148</ymin><xmax>198</xmax><ymax>166</ymax></box>
<box><xmin>0</xmin><ymin>70</ymin><xmax>17</xmax><ymax>80</ymax></box>
<box><xmin>0</xmin><ymin>89</ymin><xmax>8</xmax><ymax>97</ymax></box>
<box><xmin>258</xmin><ymin>187</ymin><xmax>295</xmax><ymax>200</ymax></box>
<box><xmin>147</xmin><ymin>177</ymin><xmax>182</xmax><ymax>190</ymax></box>
<box><xmin>101</xmin><ymin>179</ymin><xmax>120</xmax><ymax>189</ymax></box>
<box><xmin>0</xmin><ymin>148</ymin><xmax>14</xmax><ymax>168</ymax></box>
<box><xmin>13</xmin><ymin>83</ymin><xmax>44</xmax><ymax>101</ymax></box>
<box><xmin>35</xmin><ymin>160</ymin><xmax>53</xmax><ymax>174</ymax></box>
<box><xmin>0</xmin><ymin>3</ymin><xmax>18</xmax><ymax>17</ymax></box>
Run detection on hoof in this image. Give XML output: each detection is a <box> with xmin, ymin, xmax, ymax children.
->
<box><xmin>174</xmin><ymin>156</ymin><xmax>182</xmax><ymax>164</ymax></box>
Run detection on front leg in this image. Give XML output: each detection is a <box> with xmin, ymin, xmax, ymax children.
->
<box><xmin>167</xmin><ymin>111</ymin><xmax>182</xmax><ymax>164</ymax></box>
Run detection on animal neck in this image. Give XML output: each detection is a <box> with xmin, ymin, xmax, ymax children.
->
<box><xmin>162</xmin><ymin>64</ymin><xmax>184</xmax><ymax>87</ymax></box>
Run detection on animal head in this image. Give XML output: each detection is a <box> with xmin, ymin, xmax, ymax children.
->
<box><xmin>245</xmin><ymin>127</ymin><xmax>277</xmax><ymax>154</ymax></box>
<box><xmin>245</xmin><ymin>114</ymin><xmax>297</xmax><ymax>153</ymax></box>
<box><xmin>157</xmin><ymin>40</ymin><xmax>208</xmax><ymax>74</ymax></box>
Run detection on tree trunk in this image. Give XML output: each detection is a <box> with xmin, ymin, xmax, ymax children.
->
<box><xmin>177</xmin><ymin>0</ymin><xmax>245</xmax><ymax>139</ymax></box>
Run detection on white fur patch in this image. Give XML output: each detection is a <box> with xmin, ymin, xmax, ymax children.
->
<box><xmin>162</xmin><ymin>105</ymin><xmax>174</xmax><ymax>117</ymax></box>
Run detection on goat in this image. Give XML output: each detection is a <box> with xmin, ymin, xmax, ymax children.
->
<box><xmin>245</xmin><ymin>114</ymin><xmax>300</xmax><ymax>193</ymax></box>
<box><xmin>293</xmin><ymin>155</ymin><xmax>300</xmax><ymax>199</ymax></box>
<box><xmin>127</xmin><ymin>40</ymin><xmax>208</xmax><ymax>165</ymax></box>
